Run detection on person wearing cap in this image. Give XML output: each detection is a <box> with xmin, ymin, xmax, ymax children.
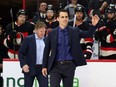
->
<box><xmin>94</xmin><ymin>4</ymin><xmax>116</xmax><ymax>59</ymax></box>
<box><xmin>4</xmin><ymin>9</ymin><xmax>34</xmax><ymax>59</ymax></box>
<box><xmin>18</xmin><ymin>21</ymin><xmax>48</xmax><ymax>87</ymax></box>
<box><xmin>69</xmin><ymin>6</ymin><xmax>94</xmax><ymax>59</ymax></box>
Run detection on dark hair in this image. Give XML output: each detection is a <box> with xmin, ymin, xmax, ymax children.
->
<box><xmin>38</xmin><ymin>2</ymin><xmax>47</xmax><ymax>8</ymax></box>
<box><xmin>57</xmin><ymin>9</ymin><xmax>69</xmax><ymax>17</ymax></box>
<box><xmin>75</xmin><ymin>6</ymin><xmax>85</xmax><ymax>19</ymax></box>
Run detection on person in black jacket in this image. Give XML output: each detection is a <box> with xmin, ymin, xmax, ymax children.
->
<box><xmin>4</xmin><ymin>9</ymin><xmax>34</xmax><ymax>59</ymax></box>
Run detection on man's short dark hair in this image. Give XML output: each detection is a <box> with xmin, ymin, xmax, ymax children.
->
<box><xmin>57</xmin><ymin>9</ymin><xmax>69</xmax><ymax>17</ymax></box>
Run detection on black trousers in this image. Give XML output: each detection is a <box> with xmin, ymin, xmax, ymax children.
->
<box><xmin>50</xmin><ymin>61</ymin><xmax>76</xmax><ymax>87</ymax></box>
<box><xmin>24</xmin><ymin>66</ymin><xmax>48</xmax><ymax>87</ymax></box>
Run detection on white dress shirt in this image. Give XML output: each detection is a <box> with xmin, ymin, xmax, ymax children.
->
<box><xmin>35</xmin><ymin>34</ymin><xmax>45</xmax><ymax>65</ymax></box>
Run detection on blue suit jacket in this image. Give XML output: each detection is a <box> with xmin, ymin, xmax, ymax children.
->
<box><xmin>43</xmin><ymin>25</ymin><xmax>97</xmax><ymax>72</ymax></box>
<box><xmin>18</xmin><ymin>34</ymin><xmax>45</xmax><ymax>75</ymax></box>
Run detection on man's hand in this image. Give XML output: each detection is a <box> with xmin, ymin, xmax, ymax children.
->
<box><xmin>91</xmin><ymin>15</ymin><xmax>100</xmax><ymax>26</ymax></box>
<box><xmin>22</xmin><ymin>64</ymin><xmax>29</xmax><ymax>73</ymax></box>
<box><xmin>42</xmin><ymin>68</ymin><xmax>48</xmax><ymax>77</ymax></box>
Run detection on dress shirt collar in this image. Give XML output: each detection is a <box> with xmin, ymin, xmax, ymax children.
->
<box><xmin>40</xmin><ymin>13</ymin><xmax>46</xmax><ymax>18</ymax></box>
<box><xmin>35</xmin><ymin>33</ymin><xmax>44</xmax><ymax>40</ymax></box>
<box><xmin>58</xmin><ymin>26</ymin><xmax>68</xmax><ymax>32</ymax></box>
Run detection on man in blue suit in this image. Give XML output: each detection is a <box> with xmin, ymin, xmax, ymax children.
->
<box><xmin>18</xmin><ymin>21</ymin><xmax>48</xmax><ymax>87</ymax></box>
<box><xmin>42</xmin><ymin>9</ymin><xmax>100</xmax><ymax>87</ymax></box>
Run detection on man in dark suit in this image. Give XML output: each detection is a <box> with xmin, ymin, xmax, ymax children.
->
<box><xmin>42</xmin><ymin>9</ymin><xmax>100</xmax><ymax>87</ymax></box>
<box><xmin>18</xmin><ymin>21</ymin><xmax>48</xmax><ymax>87</ymax></box>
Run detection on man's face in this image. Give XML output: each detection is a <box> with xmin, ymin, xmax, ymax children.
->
<box><xmin>17</xmin><ymin>15</ymin><xmax>26</xmax><ymax>24</ymax></box>
<box><xmin>107</xmin><ymin>13</ymin><xmax>115</xmax><ymax>20</ymax></box>
<box><xmin>57</xmin><ymin>12</ymin><xmax>69</xmax><ymax>28</ymax></box>
<box><xmin>39</xmin><ymin>2</ymin><xmax>47</xmax><ymax>12</ymax></box>
<box><xmin>71</xmin><ymin>0</ymin><xmax>77</xmax><ymax>4</ymax></box>
<box><xmin>46</xmin><ymin>10</ymin><xmax>54</xmax><ymax>19</ymax></box>
<box><xmin>35</xmin><ymin>27</ymin><xmax>46</xmax><ymax>38</ymax></box>
<box><xmin>76</xmin><ymin>12</ymin><xmax>84</xmax><ymax>20</ymax></box>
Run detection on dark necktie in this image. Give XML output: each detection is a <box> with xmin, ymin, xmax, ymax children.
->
<box><xmin>42</xmin><ymin>14</ymin><xmax>44</xmax><ymax>18</ymax></box>
<box><xmin>60</xmin><ymin>29</ymin><xmax>68</xmax><ymax>58</ymax></box>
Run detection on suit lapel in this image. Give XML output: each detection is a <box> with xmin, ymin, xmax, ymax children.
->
<box><xmin>52</xmin><ymin>28</ymin><xmax>58</xmax><ymax>49</ymax></box>
<box><xmin>67</xmin><ymin>26</ymin><xmax>72</xmax><ymax>45</ymax></box>
<box><xmin>32</xmin><ymin>35</ymin><xmax>36</xmax><ymax>54</ymax></box>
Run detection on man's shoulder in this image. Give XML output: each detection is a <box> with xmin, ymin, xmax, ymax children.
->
<box><xmin>25</xmin><ymin>34</ymin><xmax>35</xmax><ymax>39</ymax></box>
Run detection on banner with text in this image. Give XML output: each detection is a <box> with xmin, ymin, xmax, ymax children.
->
<box><xmin>3</xmin><ymin>60</ymin><xmax>116</xmax><ymax>87</ymax></box>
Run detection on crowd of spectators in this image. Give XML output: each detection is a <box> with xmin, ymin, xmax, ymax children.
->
<box><xmin>0</xmin><ymin>0</ymin><xmax>115</xmax><ymax>59</ymax></box>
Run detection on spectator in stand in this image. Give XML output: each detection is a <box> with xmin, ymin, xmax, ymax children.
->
<box><xmin>43</xmin><ymin>5</ymin><xmax>59</xmax><ymax>36</ymax></box>
<box><xmin>95</xmin><ymin>4</ymin><xmax>116</xmax><ymax>59</ymax></box>
<box><xmin>64</xmin><ymin>0</ymin><xmax>82</xmax><ymax>21</ymax></box>
<box><xmin>32</xmin><ymin>2</ymin><xmax>47</xmax><ymax>23</ymax></box>
<box><xmin>4</xmin><ymin>9</ymin><xmax>34</xmax><ymax>59</ymax></box>
<box><xmin>69</xmin><ymin>6</ymin><xmax>94</xmax><ymax>59</ymax></box>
